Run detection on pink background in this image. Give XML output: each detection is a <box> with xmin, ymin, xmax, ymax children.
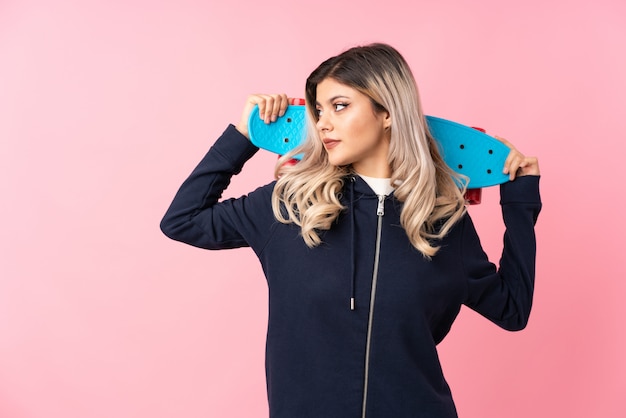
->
<box><xmin>1</xmin><ymin>0</ymin><xmax>625</xmax><ymax>417</ymax></box>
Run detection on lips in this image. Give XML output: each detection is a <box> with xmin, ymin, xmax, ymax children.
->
<box><xmin>323</xmin><ymin>138</ymin><xmax>340</xmax><ymax>150</ymax></box>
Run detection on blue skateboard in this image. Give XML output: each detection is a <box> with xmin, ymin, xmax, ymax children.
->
<box><xmin>249</xmin><ymin>103</ymin><xmax>510</xmax><ymax>203</ymax></box>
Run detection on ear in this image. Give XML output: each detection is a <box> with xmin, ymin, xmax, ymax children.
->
<box><xmin>383</xmin><ymin>111</ymin><xmax>391</xmax><ymax>130</ymax></box>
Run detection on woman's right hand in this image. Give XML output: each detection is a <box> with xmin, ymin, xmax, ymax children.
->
<box><xmin>235</xmin><ymin>93</ymin><xmax>289</xmax><ymax>139</ymax></box>
<box><xmin>494</xmin><ymin>136</ymin><xmax>540</xmax><ymax>181</ymax></box>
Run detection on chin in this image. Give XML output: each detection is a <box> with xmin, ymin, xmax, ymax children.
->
<box><xmin>326</xmin><ymin>153</ymin><xmax>351</xmax><ymax>168</ymax></box>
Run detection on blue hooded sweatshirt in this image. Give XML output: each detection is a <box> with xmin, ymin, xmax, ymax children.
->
<box><xmin>160</xmin><ymin>125</ymin><xmax>542</xmax><ymax>418</ymax></box>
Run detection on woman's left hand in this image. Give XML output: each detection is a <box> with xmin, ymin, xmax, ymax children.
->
<box><xmin>495</xmin><ymin>136</ymin><xmax>540</xmax><ymax>181</ymax></box>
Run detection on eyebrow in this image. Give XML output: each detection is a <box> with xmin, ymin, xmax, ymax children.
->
<box><xmin>315</xmin><ymin>95</ymin><xmax>350</xmax><ymax>106</ymax></box>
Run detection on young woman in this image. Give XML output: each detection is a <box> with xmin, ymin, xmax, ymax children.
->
<box><xmin>161</xmin><ymin>43</ymin><xmax>541</xmax><ymax>418</ymax></box>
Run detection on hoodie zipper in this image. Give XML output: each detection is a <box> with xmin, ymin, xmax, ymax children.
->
<box><xmin>361</xmin><ymin>194</ymin><xmax>385</xmax><ymax>418</ymax></box>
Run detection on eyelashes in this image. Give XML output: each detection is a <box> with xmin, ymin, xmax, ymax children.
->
<box><xmin>316</xmin><ymin>102</ymin><xmax>350</xmax><ymax>117</ymax></box>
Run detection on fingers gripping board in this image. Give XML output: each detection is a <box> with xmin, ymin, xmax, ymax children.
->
<box><xmin>248</xmin><ymin>105</ymin><xmax>307</xmax><ymax>156</ymax></box>
<box><xmin>249</xmin><ymin>105</ymin><xmax>510</xmax><ymax>189</ymax></box>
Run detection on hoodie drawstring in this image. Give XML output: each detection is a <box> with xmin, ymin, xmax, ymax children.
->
<box><xmin>350</xmin><ymin>176</ymin><xmax>356</xmax><ymax>311</ymax></box>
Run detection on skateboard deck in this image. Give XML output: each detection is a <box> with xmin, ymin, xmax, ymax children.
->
<box><xmin>249</xmin><ymin>104</ymin><xmax>510</xmax><ymax>189</ymax></box>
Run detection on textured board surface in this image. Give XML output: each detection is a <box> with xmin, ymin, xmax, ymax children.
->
<box><xmin>426</xmin><ymin>116</ymin><xmax>510</xmax><ymax>188</ymax></box>
<box><xmin>248</xmin><ymin>105</ymin><xmax>307</xmax><ymax>156</ymax></box>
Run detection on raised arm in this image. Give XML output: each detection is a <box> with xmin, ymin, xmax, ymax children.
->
<box><xmin>160</xmin><ymin>94</ymin><xmax>290</xmax><ymax>251</ymax></box>
<box><xmin>463</xmin><ymin>140</ymin><xmax>542</xmax><ymax>330</ymax></box>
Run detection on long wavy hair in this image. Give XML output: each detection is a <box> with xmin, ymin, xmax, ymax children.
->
<box><xmin>271</xmin><ymin>43</ymin><xmax>467</xmax><ymax>258</ymax></box>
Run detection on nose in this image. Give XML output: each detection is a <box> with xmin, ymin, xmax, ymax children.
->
<box><xmin>316</xmin><ymin>112</ymin><xmax>332</xmax><ymax>132</ymax></box>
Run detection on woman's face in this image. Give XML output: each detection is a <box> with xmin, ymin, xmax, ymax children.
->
<box><xmin>315</xmin><ymin>78</ymin><xmax>392</xmax><ymax>177</ymax></box>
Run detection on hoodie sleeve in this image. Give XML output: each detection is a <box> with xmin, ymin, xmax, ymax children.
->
<box><xmin>160</xmin><ymin>124</ymin><xmax>276</xmax><ymax>252</ymax></box>
<box><xmin>462</xmin><ymin>176</ymin><xmax>542</xmax><ymax>331</ymax></box>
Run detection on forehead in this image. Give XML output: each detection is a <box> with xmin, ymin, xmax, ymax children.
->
<box><xmin>316</xmin><ymin>78</ymin><xmax>362</xmax><ymax>103</ymax></box>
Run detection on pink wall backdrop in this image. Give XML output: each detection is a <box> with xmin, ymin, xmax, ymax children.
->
<box><xmin>1</xmin><ymin>0</ymin><xmax>625</xmax><ymax>417</ymax></box>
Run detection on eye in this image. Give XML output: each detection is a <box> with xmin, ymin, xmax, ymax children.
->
<box><xmin>315</xmin><ymin>107</ymin><xmax>323</xmax><ymax>117</ymax></box>
<box><xmin>334</xmin><ymin>103</ymin><xmax>348</xmax><ymax>111</ymax></box>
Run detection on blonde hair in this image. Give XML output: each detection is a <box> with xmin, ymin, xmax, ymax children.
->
<box><xmin>271</xmin><ymin>43</ymin><xmax>467</xmax><ymax>258</ymax></box>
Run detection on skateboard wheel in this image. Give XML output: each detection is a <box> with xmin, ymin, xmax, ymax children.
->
<box><xmin>465</xmin><ymin>188</ymin><xmax>482</xmax><ymax>205</ymax></box>
<box><xmin>278</xmin><ymin>156</ymin><xmax>299</xmax><ymax>167</ymax></box>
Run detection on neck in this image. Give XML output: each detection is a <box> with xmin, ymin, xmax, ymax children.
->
<box><xmin>352</xmin><ymin>163</ymin><xmax>392</xmax><ymax>178</ymax></box>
